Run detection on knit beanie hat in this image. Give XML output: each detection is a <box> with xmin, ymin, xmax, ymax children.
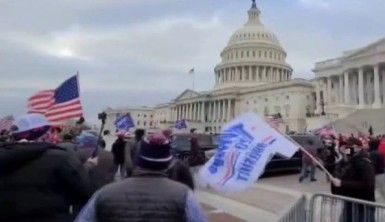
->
<box><xmin>136</xmin><ymin>132</ymin><xmax>172</xmax><ymax>170</ymax></box>
<box><xmin>75</xmin><ymin>132</ymin><xmax>98</xmax><ymax>149</ymax></box>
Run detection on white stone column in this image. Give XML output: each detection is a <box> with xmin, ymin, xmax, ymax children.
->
<box><xmin>213</xmin><ymin>100</ymin><xmax>217</xmax><ymax>121</ymax></box>
<box><xmin>200</xmin><ymin>102</ymin><xmax>205</xmax><ymax>122</ymax></box>
<box><xmin>208</xmin><ymin>102</ymin><xmax>212</xmax><ymax>122</ymax></box>
<box><xmin>373</xmin><ymin>64</ymin><xmax>381</xmax><ymax>108</ymax></box>
<box><xmin>315</xmin><ymin>81</ymin><xmax>322</xmax><ymax>114</ymax></box>
<box><xmin>192</xmin><ymin>103</ymin><xmax>195</xmax><ymax>121</ymax></box>
<box><xmin>221</xmin><ymin>100</ymin><xmax>226</xmax><ymax>121</ymax></box>
<box><xmin>249</xmin><ymin>66</ymin><xmax>252</xmax><ymax>81</ymax></box>
<box><xmin>382</xmin><ymin>70</ymin><xmax>385</xmax><ymax>104</ymax></box>
<box><xmin>227</xmin><ymin>99</ymin><xmax>231</xmax><ymax>121</ymax></box>
<box><xmin>261</xmin><ymin>66</ymin><xmax>265</xmax><ymax>81</ymax></box>
<box><xmin>344</xmin><ymin>71</ymin><xmax>350</xmax><ymax>105</ymax></box>
<box><xmin>327</xmin><ymin>77</ymin><xmax>332</xmax><ymax>104</ymax></box>
<box><xmin>339</xmin><ymin>75</ymin><xmax>344</xmax><ymax>103</ymax></box>
<box><xmin>264</xmin><ymin>67</ymin><xmax>268</xmax><ymax>82</ymax></box>
<box><xmin>358</xmin><ymin>68</ymin><xmax>365</xmax><ymax>108</ymax></box>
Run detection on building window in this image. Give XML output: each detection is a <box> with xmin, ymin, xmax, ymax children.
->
<box><xmin>247</xmin><ymin>51</ymin><xmax>249</xmax><ymax>57</ymax></box>
<box><xmin>264</xmin><ymin>51</ymin><xmax>267</xmax><ymax>58</ymax></box>
<box><xmin>254</xmin><ymin>100</ymin><xmax>257</xmax><ymax>104</ymax></box>
<box><xmin>286</xmin><ymin>95</ymin><xmax>290</xmax><ymax>100</ymax></box>
<box><xmin>137</xmin><ymin>121</ymin><xmax>140</xmax><ymax>126</ymax></box>
<box><xmin>265</xmin><ymin>98</ymin><xmax>268</xmax><ymax>102</ymax></box>
<box><xmin>253</xmin><ymin>51</ymin><xmax>256</xmax><ymax>57</ymax></box>
<box><xmin>137</xmin><ymin>114</ymin><xmax>140</xmax><ymax>117</ymax></box>
<box><xmin>246</xmin><ymin>101</ymin><xmax>249</xmax><ymax>105</ymax></box>
<box><xmin>144</xmin><ymin>114</ymin><xmax>147</xmax><ymax>118</ymax></box>
<box><xmin>150</xmin><ymin>115</ymin><xmax>153</xmax><ymax>118</ymax></box>
<box><xmin>143</xmin><ymin>121</ymin><xmax>146</xmax><ymax>126</ymax></box>
<box><xmin>241</xmin><ymin>51</ymin><xmax>244</xmax><ymax>58</ymax></box>
<box><xmin>269</xmin><ymin>51</ymin><xmax>272</xmax><ymax>58</ymax></box>
<box><xmin>259</xmin><ymin>51</ymin><xmax>261</xmax><ymax>57</ymax></box>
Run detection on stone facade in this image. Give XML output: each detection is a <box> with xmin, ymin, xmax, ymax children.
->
<box><xmin>313</xmin><ymin>38</ymin><xmax>385</xmax><ymax>117</ymax></box>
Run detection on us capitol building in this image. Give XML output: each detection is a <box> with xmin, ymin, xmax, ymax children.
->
<box><xmin>105</xmin><ymin>1</ymin><xmax>385</xmax><ymax>134</ymax></box>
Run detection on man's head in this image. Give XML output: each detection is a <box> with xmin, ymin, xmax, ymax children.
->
<box><xmin>12</xmin><ymin>114</ymin><xmax>51</xmax><ymax>141</ymax></box>
<box><xmin>136</xmin><ymin>132</ymin><xmax>172</xmax><ymax>171</ymax></box>
<box><xmin>134</xmin><ymin>129</ymin><xmax>145</xmax><ymax>142</ymax></box>
<box><xmin>63</xmin><ymin>133</ymin><xmax>74</xmax><ymax>142</ymax></box>
<box><xmin>75</xmin><ymin>132</ymin><xmax>98</xmax><ymax>149</ymax></box>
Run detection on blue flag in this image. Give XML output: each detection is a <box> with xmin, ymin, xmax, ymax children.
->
<box><xmin>115</xmin><ymin>113</ymin><xmax>135</xmax><ymax>132</ymax></box>
<box><xmin>175</xmin><ymin>119</ymin><xmax>187</xmax><ymax>129</ymax></box>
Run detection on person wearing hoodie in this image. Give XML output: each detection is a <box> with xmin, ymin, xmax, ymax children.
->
<box><xmin>0</xmin><ymin>114</ymin><xmax>95</xmax><ymax>222</ymax></box>
<box><xmin>75</xmin><ymin>132</ymin><xmax>207</xmax><ymax>222</ymax></box>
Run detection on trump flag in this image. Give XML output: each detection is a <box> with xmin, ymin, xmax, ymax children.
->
<box><xmin>199</xmin><ymin>112</ymin><xmax>299</xmax><ymax>192</ymax></box>
<box><xmin>175</xmin><ymin>119</ymin><xmax>187</xmax><ymax>129</ymax></box>
<box><xmin>115</xmin><ymin>113</ymin><xmax>135</xmax><ymax>133</ymax></box>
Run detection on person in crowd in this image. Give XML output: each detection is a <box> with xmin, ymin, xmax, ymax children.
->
<box><xmin>124</xmin><ymin>128</ymin><xmax>145</xmax><ymax>177</ymax></box>
<box><xmin>162</xmin><ymin>129</ymin><xmax>195</xmax><ymax>190</ymax></box>
<box><xmin>0</xmin><ymin>129</ymin><xmax>10</xmax><ymax>142</ymax></box>
<box><xmin>76</xmin><ymin>132</ymin><xmax>115</xmax><ymax>193</ymax></box>
<box><xmin>368</xmin><ymin>136</ymin><xmax>385</xmax><ymax>200</ymax></box>
<box><xmin>48</xmin><ymin>127</ymin><xmax>62</xmax><ymax>144</ymax></box>
<box><xmin>188</xmin><ymin>136</ymin><xmax>207</xmax><ymax>168</ymax></box>
<box><xmin>330</xmin><ymin>139</ymin><xmax>375</xmax><ymax>222</ymax></box>
<box><xmin>378</xmin><ymin>136</ymin><xmax>385</xmax><ymax>161</ymax></box>
<box><xmin>299</xmin><ymin>139</ymin><xmax>318</xmax><ymax>182</ymax></box>
<box><xmin>320</xmin><ymin>136</ymin><xmax>340</xmax><ymax>181</ymax></box>
<box><xmin>0</xmin><ymin>113</ymin><xmax>96</xmax><ymax>222</ymax></box>
<box><xmin>75</xmin><ymin>132</ymin><xmax>207</xmax><ymax>222</ymax></box>
<box><xmin>111</xmin><ymin>133</ymin><xmax>126</xmax><ymax>179</ymax></box>
<box><xmin>58</xmin><ymin>133</ymin><xmax>77</xmax><ymax>155</ymax></box>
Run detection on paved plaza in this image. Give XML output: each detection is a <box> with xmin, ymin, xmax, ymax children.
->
<box><xmin>197</xmin><ymin>169</ymin><xmax>385</xmax><ymax>221</ymax></box>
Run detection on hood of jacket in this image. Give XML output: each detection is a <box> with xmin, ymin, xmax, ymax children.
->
<box><xmin>0</xmin><ymin>142</ymin><xmax>52</xmax><ymax>175</ymax></box>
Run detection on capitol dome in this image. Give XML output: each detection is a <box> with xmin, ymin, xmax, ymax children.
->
<box><xmin>214</xmin><ymin>0</ymin><xmax>293</xmax><ymax>89</ymax></box>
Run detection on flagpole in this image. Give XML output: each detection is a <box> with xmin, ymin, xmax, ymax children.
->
<box><xmin>271</xmin><ymin>126</ymin><xmax>333</xmax><ymax>178</ymax></box>
<box><xmin>193</xmin><ymin>71</ymin><xmax>195</xmax><ymax>91</ymax></box>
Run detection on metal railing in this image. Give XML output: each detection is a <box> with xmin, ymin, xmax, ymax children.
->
<box><xmin>277</xmin><ymin>195</ymin><xmax>307</xmax><ymax>222</ymax></box>
<box><xmin>308</xmin><ymin>193</ymin><xmax>385</xmax><ymax>222</ymax></box>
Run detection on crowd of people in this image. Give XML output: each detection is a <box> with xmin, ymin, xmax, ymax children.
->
<box><xmin>3</xmin><ymin>112</ymin><xmax>385</xmax><ymax>221</ymax></box>
<box><xmin>0</xmin><ymin>113</ymin><xmax>207</xmax><ymax>222</ymax></box>
<box><xmin>299</xmin><ymin>132</ymin><xmax>385</xmax><ymax>221</ymax></box>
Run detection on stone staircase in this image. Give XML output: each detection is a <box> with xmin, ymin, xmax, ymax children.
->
<box><xmin>332</xmin><ymin>108</ymin><xmax>385</xmax><ymax>134</ymax></box>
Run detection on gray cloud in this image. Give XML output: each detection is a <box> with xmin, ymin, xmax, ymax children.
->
<box><xmin>1</xmin><ymin>0</ymin><xmax>385</xmax><ymax>122</ymax></box>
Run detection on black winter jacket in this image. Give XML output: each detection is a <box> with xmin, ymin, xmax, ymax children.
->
<box><xmin>0</xmin><ymin>142</ymin><xmax>91</xmax><ymax>222</ymax></box>
<box><xmin>332</xmin><ymin>150</ymin><xmax>375</xmax><ymax>201</ymax></box>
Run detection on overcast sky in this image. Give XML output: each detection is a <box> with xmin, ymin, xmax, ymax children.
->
<box><xmin>1</xmin><ymin>0</ymin><xmax>385</xmax><ymax>122</ymax></box>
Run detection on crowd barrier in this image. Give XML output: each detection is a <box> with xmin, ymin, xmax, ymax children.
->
<box><xmin>278</xmin><ymin>195</ymin><xmax>307</xmax><ymax>222</ymax></box>
<box><xmin>308</xmin><ymin>193</ymin><xmax>385</xmax><ymax>222</ymax></box>
<box><xmin>278</xmin><ymin>193</ymin><xmax>385</xmax><ymax>222</ymax></box>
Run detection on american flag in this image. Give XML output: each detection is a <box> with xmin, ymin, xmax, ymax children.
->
<box><xmin>265</xmin><ymin>114</ymin><xmax>284</xmax><ymax>129</ymax></box>
<box><xmin>0</xmin><ymin>115</ymin><xmax>14</xmax><ymax>131</ymax></box>
<box><xmin>27</xmin><ymin>75</ymin><xmax>83</xmax><ymax>125</ymax></box>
